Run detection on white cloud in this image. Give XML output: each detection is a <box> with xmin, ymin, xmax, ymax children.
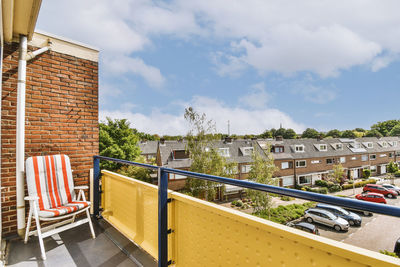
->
<box><xmin>100</xmin><ymin>95</ymin><xmax>305</xmax><ymax>135</ymax></box>
<box><xmin>292</xmin><ymin>84</ymin><xmax>336</xmax><ymax>104</ymax></box>
<box><xmin>240</xmin><ymin>82</ymin><xmax>270</xmax><ymax>109</ymax></box>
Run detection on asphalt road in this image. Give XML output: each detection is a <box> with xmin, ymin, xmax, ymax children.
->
<box><xmin>308</xmin><ymin>192</ymin><xmax>400</xmax><ymax>253</ymax></box>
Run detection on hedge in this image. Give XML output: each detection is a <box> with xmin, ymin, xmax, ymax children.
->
<box><xmin>256</xmin><ymin>202</ymin><xmax>316</xmax><ymax>224</ymax></box>
<box><xmin>342</xmin><ymin>179</ymin><xmax>377</xmax><ymax>190</ymax></box>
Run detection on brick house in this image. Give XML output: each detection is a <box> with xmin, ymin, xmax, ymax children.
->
<box><xmin>258</xmin><ymin>136</ymin><xmax>400</xmax><ymax>188</ymax></box>
<box><xmin>1</xmin><ymin>5</ymin><xmax>99</xmax><ymax>237</ymax></box>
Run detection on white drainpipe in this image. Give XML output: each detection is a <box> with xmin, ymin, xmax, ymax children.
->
<box><xmin>16</xmin><ymin>36</ymin><xmax>51</xmax><ymax>237</ymax></box>
<box><xmin>16</xmin><ymin>35</ymin><xmax>28</xmax><ymax>237</ymax></box>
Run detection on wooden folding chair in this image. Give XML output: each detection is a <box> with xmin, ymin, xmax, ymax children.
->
<box><xmin>24</xmin><ymin>154</ymin><xmax>95</xmax><ymax>260</ymax></box>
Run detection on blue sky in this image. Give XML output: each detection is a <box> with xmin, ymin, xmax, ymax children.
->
<box><xmin>36</xmin><ymin>1</ymin><xmax>400</xmax><ymax>135</ymax></box>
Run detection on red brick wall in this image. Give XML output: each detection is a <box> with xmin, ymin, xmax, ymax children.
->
<box><xmin>1</xmin><ymin>42</ymin><xmax>99</xmax><ymax>236</ymax></box>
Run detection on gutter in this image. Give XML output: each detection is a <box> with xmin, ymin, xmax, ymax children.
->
<box><xmin>16</xmin><ymin>35</ymin><xmax>51</xmax><ymax>237</ymax></box>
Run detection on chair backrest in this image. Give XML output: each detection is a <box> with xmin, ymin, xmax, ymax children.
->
<box><xmin>26</xmin><ymin>155</ymin><xmax>76</xmax><ymax>210</ymax></box>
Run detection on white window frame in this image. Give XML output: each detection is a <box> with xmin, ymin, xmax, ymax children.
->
<box><xmin>351</xmin><ymin>156</ymin><xmax>357</xmax><ymax>160</ymax></box>
<box><xmin>295</xmin><ymin>145</ymin><xmax>305</xmax><ymax>152</ymax></box>
<box><xmin>296</xmin><ymin>160</ymin><xmax>306</xmax><ymax>168</ymax></box>
<box><xmin>361</xmin><ymin>155</ymin><xmax>368</xmax><ymax>161</ymax></box>
<box><xmin>298</xmin><ymin>175</ymin><xmax>312</xmax><ymax>185</ymax></box>
<box><xmin>219</xmin><ymin>148</ymin><xmax>230</xmax><ymax>157</ymax></box>
<box><xmin>370</xmin><ymin>165</ymin><xmax>377</xmax><ymax>172</ymax></box>
<box><xmin>380</xmin><ymin>154</ymin><xmax>387</xmax><ymax>158</ymax></box>
<box><xmin>319</xmin><ymin>144</ymin><xmax>327</xmax><ymax>151</ymax></box>
<box><xmin>241</xmin><ymin>147</ymin><xmax>254</xmax><ymax>156</ymax></box>
<box><xmin>335</xmin><ymin>143</ymin><xmax>343</xmax><ymax>150</ymax></box>
<box><xmin>340</xmin><ymin>157</ymin><xmax>346</xmax><ymax>163</ymax></box>
<box><xmin>281</xmin><ymin>162</ymin><xmax>289</xmax><ymax>169</ymax></box>
<box><xmin>370</xmin><ymin>154</ymin><xmax>376</xmax><ymax>160</ymax></box>
<box><xmin>311</xmin><ymin>160</ymin><xmax>321</xmax><ymax>164</ymax></box>
<box><xmin>241</xmin><ymin>165</ymin><xmax>251</xmax><ymax>173</ymax></box>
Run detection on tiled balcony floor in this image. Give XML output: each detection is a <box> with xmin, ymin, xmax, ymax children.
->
<box><xmin>6</xmin><ymin>219</ymin><xmax>157</xmax><ymax>267</ymax></box>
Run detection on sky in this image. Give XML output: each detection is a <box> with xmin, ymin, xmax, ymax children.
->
<box><xmin>36</xmin><ymin>0</ymin><xmax>400</xmax><ymax>135</ymax></box>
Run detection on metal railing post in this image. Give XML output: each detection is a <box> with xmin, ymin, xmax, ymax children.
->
<box><xmin>158</xmin><ymin>168</ymin><xmax>169</xmax><ymax>267</ymax></box>
<box><xmin>93</xmin><ymin>156</ymin><xmax>101</xmax><ymax>218</ymax></box>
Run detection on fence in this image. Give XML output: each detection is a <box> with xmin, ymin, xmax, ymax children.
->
<box><xmin>93</xmin><ymin>156</ymin><xmax>400</xmax><ymax>267</ymax></box>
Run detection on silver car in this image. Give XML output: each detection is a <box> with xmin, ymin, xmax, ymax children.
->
<box><xmin>304</xmin><ymin>208</ymin><xmax>349</xmax><ymax>231</ymax></box>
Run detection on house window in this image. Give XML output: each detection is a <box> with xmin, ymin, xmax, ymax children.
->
<box><xmin>389</xmin><ymin>152</ymin><xmax>394</xmax><ymax>158</ymax></box>
<box><xmin>335</xmin><ymin>143</ymin><xmax>343</xmax><ymax>150</ymax></box>
<box><xmin>319</xmin><ymin>144</ymin><xmax>327</xmax><ymax>151</ymax></box>
<box><xmin>370</xmin><ymin>165</ymin><xmax>377</xmax><ymax>172</ymax></box>
<box><xmin>219</xmin><ymin>148</ymin><xmax>230</xmax><ymax>157</ymax></box>
<box><xmin>241</xmin><ymin>147</ymin><xmax>254</xmax><ymax>156</ymax></box>
<box><xmin>326</xmin><ymin>158</ymin><xmax>335</xmax><ymax>165</ymax></box>
<box><xmin>296</xmin><ymin>160</ymin><xmax>306</xmax><ymax>168</ymax></box>
<box><xmin>380</xmin><ymin>154</ymin><xmax>387</xmax><ymax>158</ymax></box>
<box><xmin>365</xmin><ymin>142</ymin><xmax>373</xmax><ymax>148</ymax></box>
<box><xmin>224</xmin><ymin>166</ymin><xmax>238</xmax><ymax>175</ymax></box>
<box><xmin>340</xmin><ymin>157</ymin><xmax>346</xmax><ymax>163</ymax></box>
<box><xmin>272</xmin><ymin>146</ymin><xmax>284</xmax><ymax>153</ymax></box>
<box><xmin>370</xmin><ymin>154</ymin><xmax>376</xmax><ymax>160</ymax></box>
<box><xmin>281</xmin><ymin>162</ymin><xmax>293</xmax><ymax>169</ymax></box>
<box><xmin>241</xmin><ymin>165</ymin><xmax>251</xmax><ymax>173</ymax></box>
<box><xmin>382</xmin><ymin>141</ymin><xmax>388</xmax><ymax>147</ymax></box>
<box><xmin>351</xmin><ymin>156</ymin><xmax>357</xmax><ymax>160</ymax></box>
<box><xmin>394</xmin><ymin>141</ymin><xmax>398</xmax><ymax>147</ymax></box>
<box><xmin>311</xmin><ymin>160</ymin><xmax>321</xmax><ymax>164</ymax></box>
<box><xmin>295</xmin><ymin>145</ymin><xmax>304</xmax><ymax>152</ymax></box>
<box><xmin>172</xmin><ymin>150</ymin><xmax>189</xmax><ymax>160</ymax></box>
<box><xmin>170</xmin><ymin>174</ymin><xmax>187</xmax><ymax>180</ymax></box>
<box><xmin>298</xmin><ymin>175</ymin><xmax>312</xmax><ymax>185</ymax></box>
<box><xmin>361</xmin><ymin>155</ymin><xmax>368</xmax><ymax>161</ymax></box>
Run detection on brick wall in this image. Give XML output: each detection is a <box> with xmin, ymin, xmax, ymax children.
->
<box><xmin>1</xmin><ymin>42</ymin><xmax>99</xmax><ymax>236</ymax></box>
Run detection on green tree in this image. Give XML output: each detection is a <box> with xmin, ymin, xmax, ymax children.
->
<box><xmin>326</xmin><ymin>129</ymin><xmax>341</xmax><ymax>138</ymax></box>
<box><xmin>259</xmin><ymin>130</ymin><xmax>272</xmax><ymax>138</ymax></box>
<box><xmin>275</xmin><ymin>127</ymin><xmax>286</xmax><ymax>137</ymax></box>
<box><xmin>283</xmin><ymin>129</ymin><xmax>297</xmax><ymax>139</ymax></box>
<box><xmin>99</xmin><ymin>118</ymin><xmax>141</xmax><ymax>171</ymax></box>
<box><xmin>389</xmin><ymin>124</ymin><xmax>400</xmax><ymax>136</ymax></box>
<box><xmin>328</xmin><ymin>164</ymin><xmax>345</xmax><ymax>185</ymax></box>
<box><xmin>117</xmin><ymin>155</ymin><xmax>154</xmax><ymax>183</ymax></box>
<box><xmin>365</xmin><ymin>129</ymin><xmax>383</xmax><ymax>138</ymax></box>
<box><xmin>354</xmin><ymin>128</ymin><xmax>366</xmax><ymax>132</ymax></box>
<box><xmin>247</xmin><ymin>147</ymin><xmax>278</xmax><ymax>216</ymax></box>
<box><xmin>341</xmin><ymin>130</ymin><xmax>356</xmax><ymax>138</ymax></box>
<box><xmin>387</xmin><ymin>161</ymin><xmax>399</xmax><ymax>174</ymax></box>
<box><xmin>301</xmin><ymin>128</ymin><xmax>320</xmax><ymax>139</ymax></box>
<box><xmin>184</xmin><ymin>107</ymin><xmax>236</xmax><ymax>201</ymax></box>
<box><xmin>363</xmin><ymin>169</ymin><xmax>371</xmax><ymax>179</ymax></box>
<box><xmin>371</xmin><ymin>120</ymin><xmax>400</xmax><ymax>136</ymax></box>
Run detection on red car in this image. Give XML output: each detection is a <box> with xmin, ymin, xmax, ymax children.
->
<box><xmin>363</xmin><ymin>184</ymin><xmax>398</xmax><ymax>198</ymax></box>
<box><xmin>356</xmin><ymin>192</ymin><xmax>387</xmax><ymax>204</ymax></box>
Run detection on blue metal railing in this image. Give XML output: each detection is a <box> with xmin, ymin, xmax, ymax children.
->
<box><xmin>93</xmin><ymin>155</ymin><xmax>400</xmax><ymax>267</ymax></box>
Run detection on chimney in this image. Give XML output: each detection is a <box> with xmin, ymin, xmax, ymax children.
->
<box><xmin>276</xmin><ymin>136</ymin><xmax>283</xmax><ymax>141</ymax></box>
<box><xmin>317</xmin><ymin>135</ymin><xmax>323</xmax><ymax>141</ymax></box>
<box><xmin>251</xmin><ymin>137</ymin><xmax>257</xmax><ymax>140</ymax></box>
<box><xmin>160</xmin><ymin>138</ymin><xmax>165</xmax><ymax>145</ymax></box>
<box><xmin>224</xmin><ymin>137</ymin><xmax>232</xmax><ymax>144</ymax></box>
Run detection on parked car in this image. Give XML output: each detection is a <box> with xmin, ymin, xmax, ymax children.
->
<box><xmin>339</xmin><ymin>196</ymin><xmax>373</xmax><ymax>216</ymax></box>
<box><xmin>394</xmin><ymin>238</ymin><xmax>400</xmax><ymax>257</ymax></box>
<box><xmin>304</xmin><ymin>208</ymin><xmax>349</xmax><ymax>232</ymax></box>
<box><xmin>381</xmin><ymin>184</ymin><xmax>400</xmax><ymax>195</ymax></box>
<box><xmin>355</xmin><ymin>192</ymin><xmax>387</xmax><ymax>204</ymax></box>
<box><xmin>363</xmin><ymin>184</ymin><xmax>398</xmax><ymax>198</ymax></box>
<box><xmin>316</xmin><ymin>203</ymin><xmax>362</xmax><ymax>226</ymax></box>
<box><xmin>286</xmin><ymin>222</ymin><xmax>320</xmax><ymax>235</ymax></box>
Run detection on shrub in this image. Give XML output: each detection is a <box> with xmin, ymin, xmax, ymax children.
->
<box><xmin>380</xmin><ymin>250</ymin><xmax>399</xmax><ymax>258</ymax></box>
<box><xmin>231</xmin><ymin>200</ymin><xmax>238</xmax><ymax>206</ymax></box>
<box><xmin>256</xmin><ymin>202</ymin><xmax>316</xmax><ymax>224</ymax></box>
<box><xmin>343</xmin><ymin>179</ymin><xmax>376</xmax><ymax>190</ymax></box>
<box><xmin>363</xmin><ymin>169</ymin><xmax>371</xmax><ymax>178</ymax></box>
<box><xmin>235</xmin><ymin>200</ymin><xmax>243</xmax><ymax>207</ymax></box>
<box><xmin>328</xmin><ymin>184</ymin><xmax>342</xmax><ymax>193</ymax></box>
<box><xmin>326</xmin><ymin>181</ymin><xmax>335</xmax><ymax>188</ymax></box>
<box><xmin>342</xmin><ymin>184</ymin><xmax>353</xmax><ymax>190</ymax></box>
<box><xmin>315</xmin><ymin>180</ymin><xmax>329</xmax><ymax>187</ymax></box>
<box><xmin>280</xmin><ymin>196</ymin><xmax>294</xmax><ymax>201</ymax></box>
<box><xmin>395</xmin><ymin>170</ymin><xmax>400</xmax><ymax>177</ymax></box>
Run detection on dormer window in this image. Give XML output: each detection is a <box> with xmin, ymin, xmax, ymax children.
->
<box><xmin>172</xmin><ymin>150</ymin><xmax>189</xmax><ymax>160</ymax></box>
<box><xmin>295</xmin><ymin>145</ymin><xmax>304</xmax><ymax>152</ymax></box>
<box><xmin>335</xmin><ymin>143</ymin><xmax>343</xmax><ymax>150</ymax></box>
<box><xmin>366</xmin><ymin>142</ymin><xmax>373</xmax><ymax>148</ymax></box>
<box><xmin>379</xmin><ymin>141</ymin><xmax>388</xmax><ymax>147</ymax></box>
<box><xmin>317</xmin><ymin>144</ymin><xmax>327</xmax><ymax>151</ymax></box>
<box><xmin>219</xmin><ymin>148</ymin><xmax>230</xmax><ymax>157</ymax></box>
<box><xmin>394</xmin><ymin>141</ymin><xmax>398</xmax><ymax>147</ymax></box>
<box><xmin>272</xmin><ymin>145</ymin><xmax>284</xmax><ymax>153</ymax></box>
<box><xmin>240</xmin><ymin>147</ymin><xmax>254</xmax><ymax>156</ymax></box>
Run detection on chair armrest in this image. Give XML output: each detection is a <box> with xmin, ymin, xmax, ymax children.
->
<box><xmin>24</xmin><ymin>196</ymin><xmax>39</xmax><ymax>201</ymax></box>
<box><xmin>74</xmin><ymin>186</ymin><xmax>88</xmax><ymax>190</ymax></box>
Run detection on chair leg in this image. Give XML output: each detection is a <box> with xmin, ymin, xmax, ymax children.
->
<box><xmin>86</xmin><ymin>208</ymin><xmax>95</xmax><ymax>239</ymax></box>
<box><xmin>24</xmin><ymin>205</ymin><xmax>33</xmax><ymax>244</ymax></box>
<box><xmin>33</xmin><ymin>204</ymin><xmax>46</xmax><ymax>260</ymax></box>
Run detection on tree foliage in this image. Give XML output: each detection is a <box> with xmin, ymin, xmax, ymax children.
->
<box><xmin>117</xmin><ymin>155</ymin><xmax>154</xmax><ymax>183</ymax></box>
<box><xmin>363</xmin><ymin>169</ymin><xmax>371</xmax><ymax>179</ymax></box>
<box><xmin>387</xmin><ymin>161</ymin><xmax>399</xmax><ymax>174</ymax></box>
<box><xmin>328</xmin><ymin>164</ymin><xmax>345</xmax><ymax>185</ymax></box>
<box><xmin>283</xmin><ymin>128</ymin><xmax>297</xmax><ymax>139</ymax></box>
<box><xmin>365</xmin><ymin>129</ymin><xmax>383</xmax><ymax>138</ymax></box>
<box><xmin>247</xmin><ymin>146</ymin><xmax>278</xmax><ymax>214</ymax></box>
<box><xmin>389</xmin><ymin>124</ymin><xmax>400</xmax><ymax>136</ymax></box>
<box><xmin>184</xmin><ymin>107</ymin><xmax>236</xmax><ymax>201</ymax></box>
<box><xmin>326</xmin><ymin>129</ymin><xmax>341</xmax><ymax>138</ymax></box>
<box><xmin>99</xmin><ymin>118</ymin><xmax>141</xmax><ymax>171</ymax></box>
<box><xmin>301</xmin><ymin>128</ymin><xmax>320</xmax><ymax>139</ymax></box>
<box><xmin>371</xmin><ymin>120</ymin><xmax>400</xmax><ymax>136</ymax></box>
<box><xmin>340</xmin><ymin>130</ymin><xmax>356</xmax><ymax>139</ymax></box>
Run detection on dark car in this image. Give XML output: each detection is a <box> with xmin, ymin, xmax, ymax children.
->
<box><xmin>316</xmin><ymin>203</ymin><xmax>362</xmax><ymax>226</ymax></box>
<box><xmin>286</xmin><ymin>222</ymin><xmax>319</xmax><ymax>235</ymax></box>
<box><xmin>395</xmin><ymin>238</ymin><xmax>400</xmax><ymax>257</ymax></box>
<box><xmin>382</xmin><ymin>184</ymin><xmax>400</xmax><ymax>195</ymax></box>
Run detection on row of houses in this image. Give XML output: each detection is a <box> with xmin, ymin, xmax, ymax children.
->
<box><xmin>139</xmin><ymin>136</ymin><xmax>400</xmax><ymax>190</ymax></box>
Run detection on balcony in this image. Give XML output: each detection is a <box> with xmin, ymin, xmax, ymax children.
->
<box><xmin>5</xmin><ymin>156</ymin><xmax>400</xmax><ymax>266</ymax></box>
